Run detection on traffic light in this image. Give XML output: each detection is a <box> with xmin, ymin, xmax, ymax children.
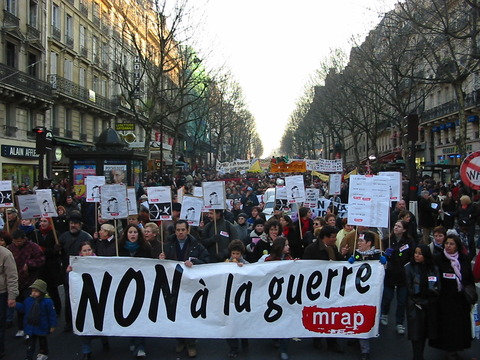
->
<box><xmin>33</xmin><ymin>127</ymin><xmax>53</xmax><ymax>155</ymax></box>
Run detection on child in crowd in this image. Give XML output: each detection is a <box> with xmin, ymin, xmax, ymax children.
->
<box><xmin>67</xmin><ymin>241</ymin><xmax>108</xmax><ymax>360</ymax></box>
<box><xmin>15</xmin><ymin>279</ymin><xmax>57</xmax><ymax>360</ymax></box>
<box><xmin>225</xmin><ymin>240</ymin><xmax>249</xmax><ymax>358</ymax></box>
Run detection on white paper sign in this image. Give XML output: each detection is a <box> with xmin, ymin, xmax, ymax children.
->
<box><xmin>126</xmin><ymin>188</ymin><xmax>138</xmax><ymax>216</ymax></box>
<box><xmin>100</xmin><ymin>184</ymin><xmax>128</xmax><ymax>219</ymax></box>
<box><xmin>306</xmin><ymin>159</ymin><xmax>343</xmax><ymax>173</ymax></box>
<box><xmin>17</xmin><ymin>194</ymin><xmax>42</xmax><ymax>219</ymax></box>
<box><xmin>348</xmin><ymin>175</ymin><xmax>390</xmax><ymax>228</ymax></box>
<box><xmin>36</xmin><ymin>189</ymin><xmax>58</xmax><ymax>218</ymax></box>
<box><xmin>328</xmin><ymin>174</ymin><xmax>342</xmax><ymax>196</ymax></box>
<box><xmin>70</xmin><ymin>257</ymin><xmax>384</xmax><ymax>339</ymax></box>
<box><xmin>275</xmin><ymin>186</ymin><xmax>290</xmax><ymax>211</ymax></box>
<box><xmin>179</xmin><ymin>196</ymin><xmax>203</xmax><ymax>226</ymax></box>
<box><xmin>86</xmin><ymin>176</ymin><xmax>106</xmax><ymax>203</ymax></box>
<box><xmin>0</xmin><ymin>180</ymin><xmax>13</xmax><ymax>207</ymax></box>
<box><xmin>193</xmin><ymin>187</ymin><xmax>203</xmax><ymax>198</ymax></box>
<box><xmin>285</xmin><ymin>175</ymin><xmax>306</xmax><ymax>204</ymax></box>
<box><xmin>378</xmin><ymin>172</ymin><xmax>402</xmax><ymax>202</ymax></box>
<box><xmin>202</xmin><ymin>181</ymin><xmax>226</xmax><ymax>210</ymax></box>
<box><xmin>147</xmin><ymin>187</ymin><xmax>172</xmax><ymax>220</ymax></box>
<box><xmin>304</xmin><ymin>188</ymin><xmax>320</xmax><ymax>209</ymax></box>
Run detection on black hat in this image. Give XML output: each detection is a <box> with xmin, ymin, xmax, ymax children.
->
<box><xmin>253</xmin><ymin>218</ymin><xmax>265</xmax><ymax>227</ymax></box>
<box><xmin>237</xmin><ymin>213</ymin><xmax>248</xmax><ymax>220</ymax></box>
<box><xmin>172</xmin><ymin>203</ymin><xmax>182</xmax><ymax>212</ymax></box>
<box><xmin>68</xmin><ymin>211</ymin><xmax>83</xmax><ymax>223</ymax></box>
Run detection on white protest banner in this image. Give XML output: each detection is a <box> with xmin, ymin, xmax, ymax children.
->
<box><xmin>70</xmin><ymin>257</ymin><xmax>384</xmax><ymax>339</ymax></box>
<box><xmin>348</xmin><ymin>175</ymin><xmax>390</xmax><ymax>228</ymax></box>
<box><xmin>179</xmin><ymin>196</ymin><xmax>203</xmax><ymax>226</ymax></box>
<box><xmin>328</xmin><ymin>174</ymin><xmax>342</xmax><ymax>196</ymax></box>
<box><xmin>306</xmin><ymin>159</ymin><xmax>343</xmax><ymax>173</ymax></box>
<box><xmin>304</xmin><ymin>188</ymin><xmax>320</xmax><ymax>209</ymax></box>
<box><xmin>36</xmin><ymin>189</ymin><xmax>58</xmax><ymax>218</ymax></box>
<box><xmin>147</xmin><ymin>186</ymin><xmax>172</xmax><ymax>221</ymax></box>
<box><xmin>0</xmin><ymin>180</ymin><xmax>13</xmax><ymax>207</ymax></box>
<box><xmin>311</xmin><ymin>198</ymin><xmax>331</xmax><ymax>218</ymax></box>
<box><xmin>85</xmin><ymin>176</ymin><xmax>106</xmax><ymax>203</ymax></box>
<box><xmin>126</xmin><ymin>188</ymin><xmax>138</xmax><ymax>216</ymax></box>
<box><xmin>285</xmin><ymin>175</ymin><xmax>306</xmax><ymax>204</ymax></box>
<box><xmin>202</xmin><ymin>181</ymin><xmax>226</xmax><ymax>210</ymax></box>
<box><xmin>100</xmin><ymin>184</ymin><xmax>128</xmax><ymax>220</ymax></box>
<box><xmin>216</xmin><ymin>160</ymin><xmax>253</xmax><ymax>174</ymax></box>
<box><xmin>17</xmin><ymin>194</ymin><xmax>42</xmax><ymax>219</ymax></box>
<box><xmin>378</xmin><ymin>172</ymin><xmax>402</xmax><ymax>202</ymax></box>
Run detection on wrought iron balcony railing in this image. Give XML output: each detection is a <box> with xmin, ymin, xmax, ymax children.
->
<box><xmin>0</xmin><ymin>63</ymin><xmax>52</xmax><ymax>100</ymax></box>
<box><xmin>3</xmin><ymin>10</ymin><xmax>19</xmax><ymax>27</ymax></box>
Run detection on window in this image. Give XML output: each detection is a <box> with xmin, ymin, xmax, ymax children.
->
<box><xmin>52</xmin><ymin>3</ymin><xmax>60</xmax><ymax>28</ymax></box>
<box><xmin>51</xmin><ymin>105</ymin><xmax>59</xmax><ymax>131</ymax></box>
<box><xmin>64</xmin><ymin>58</ymin><xmax>73</xmax><ymax>81</ymax></box>
<box><xmin>6</xmin><ymin>0</ymin><xmax>17</xmax><ymax>15</ymax></box>
<box><xmin>102</xmin><ymin>42</ymin><xmax>109</xmax><ymax>66</ymax></box>
<box><xmin>93</xmin><ymin>75</ymin><xmax>99</xmax><ymax>92</ymax></box>
<box><xmin>28</xmin><ymin>110</ymin><xmax>36</xmax><ymax>135</ymax></box>
<box><xmin>92</xmin><ymin>36</ymin><xmax>98</xmax><ymax>62</ymax></box>
<box><xmin>80</xmin><ymin>25</ymin><xmax>86</xmax><ymax>48</ymax></box>
<box><xmin>29</xmin><ymin>0</ymin><xmax>38</xmax><ymax>28</ymax></box>
<box><xmin>65</xmin><ymin>14</ymin><xmax>73</xmax><ymax>39</ymax></box>
<box><xmin>101</xmin><ymin>79</ymin><xmax>107</xmax><ymax>96</ymax></box>
<box><xmin>50</xmin><ymin>51</ymin><xmax>58</xmax><ymax>74</ymax></box>
<box><xmin>28</xmin><ymin>53</ymin><xmax>37</xmax><ymax>77</ymax></box>
<box><xmin>6</xmin><ymin>42</ymin><xmax>16</xmax><ymax>68</ymax></box>
<box><xmin>80</xmin><ymin>113</ymin><xmax>86</xmax><ymax>135</ymax></box>
<box><xmin>79</xmin><ymin>67</ymin><xmax>86</xmax><ymax>88</ymax></box>
<box><xmin>65</xmin><ymin>109</ymin><xmax>72</xmax><ymax>135</ymax></box>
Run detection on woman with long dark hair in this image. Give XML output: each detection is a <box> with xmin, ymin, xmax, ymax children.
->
<box><xmin>430</xmin><ymin>235</ymin><xmax>475</xmax><ymax>360</ymax></box>
<box><xmin>405</xmin><ymin>245</ymin><xmax>440</xmax><ymax>360</ymax></box>
<box><xmin>279</xmin><ymin>215</ymin><xmax>301</xmax><ymax>258</ymax></box>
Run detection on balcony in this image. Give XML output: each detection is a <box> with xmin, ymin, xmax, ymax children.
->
<box><xmin>51</xmin><ymin>26</ymin><xmax>61</xmax><ymax>41</ymax></box>
<box><xmin>102</xmin><ymin>21</ymin><xmax>110</xmax><ymax>34</ymax></box>
<box><xmin>27</xmin><ymin>25</ymin><xmax>40</xmax><ymax>41</ymax></box>
<box><xmin>4</xmin><ymin>125</ymin><xmax>18</xmax><ymax>137</ymax></box>
<box><xmin>80</xmin><ymin>46</ymin><xmax>88</xmax><ymax>58</ymax></box>
<box><xmin>93</xmin><ymin>15</ymin><xmax>100</xmax><ymax>26</ymax></box>
<box><xmin>3</xmin><ymin>9</ymin><xmax>19</xmax><ymax>28</ymax></box>
<box><xmin>65</xmin><ymin>130</ymin><xmax>73</xmax><ymax>138</ymax></box>
<box><xmin>113</xmin><ymin>28</ymin><xmax>121</xmax><ymax>40</ymax></box>
<box><xmin>0</xmin><ymin>63</ymin><xmax>52</xmax><ymax>103</ymax></box>
<box><xmin>48</xmin><ymin>74</ymin><xmax>114</xmax><ymax>114</ymax></box>
<box><xmin>65</xmin><ymin>34</ymin><xmax>74</xmax><ymax>49</ymax></box>
<box><xmin>421</xmin><ymin>91</ymin><xmax>478</xmax><ymax>123</ymax></box>
<box><xmin>80</xmin><ymin>133</ymin><xmax>87</xmax><ymax>141</ymax></box>
<box><xmin>52</xmin><ymin>127</ymin><xmax>60</xmax><ymax>136</ymax></box>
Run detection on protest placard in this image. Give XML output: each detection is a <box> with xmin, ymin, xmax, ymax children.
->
<box><xmin>100</xmin><ymin>184</ymin><xmax>128</xmax><ymax>220</ymax></box>
<box><xmin>0</xmin><ymin>180</ymin><xmax>13</xmax><ymax>207</ymax></box>
<box><xmin>36</xmin><ymin>189</ymin><xmax>58</xmax><ymax>218</ymax></box>
<box><xmin>202</xmin><ymin>181</ymin><xmax>226</xmax><ymax>210</ymax></box>
<box><xmin>179</xmin><ymin>196</ymin><xmax>203</xmax><ymax>226</ymax></box>
<box><xmin>285</xmin><ymin>175</ymin><xmax>306</xmax><ymax>204</ymax></box>
<box><xmin>85</xmin><ymin>176</ymin><xmax>106</xmax><ymax>203</ymax></box>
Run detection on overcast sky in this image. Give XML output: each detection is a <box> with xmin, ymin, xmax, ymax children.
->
<box><xmin>191</xmin><ymin>0</ymin><xmax>398</xmax><ymax>157</ymax></box>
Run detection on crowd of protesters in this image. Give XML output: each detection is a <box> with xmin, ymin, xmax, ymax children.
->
<box><xmin>0</xmin><ymin>168</ymin><xmax>479</xmax><ymax>360</ymax></box>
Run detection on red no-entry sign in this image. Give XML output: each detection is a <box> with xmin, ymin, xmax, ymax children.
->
<box><xmin>460</xmin><ymin>151</ymin><xmax>480</xmax><ymax>190</ymax></box>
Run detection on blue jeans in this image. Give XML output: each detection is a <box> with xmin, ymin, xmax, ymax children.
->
<box><xmin>381</xmin><ymin>285</ymin><xmax>407</xmax><ymax>325</ymax></box>
<box><xmin>0</xmin><ymin>292</ymin><xmax>6</xmax><ymax>354</ymax></box>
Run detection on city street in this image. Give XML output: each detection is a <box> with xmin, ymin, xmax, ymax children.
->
<box><xmin>4</xmin><ymin>285</ymin><xmax>480</xmax><ymax>360</ymax></box>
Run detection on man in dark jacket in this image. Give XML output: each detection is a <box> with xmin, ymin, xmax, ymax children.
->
<box><xmin>201</xmin><ymin>210</ymin><xmax>238</xmax><ymax>263</ymax></box>
<box><xmin>160</xmin><ymin>220</ymin><xmax>209</xmax><ymax>358</ymax></box>
<box><xmin>418</xmin><ymin>190</ymin><xmax>438</xmax><ymax>244</ymax></box>
<box><xmin>303</xmin><ymin>226</ymin><xmax>346</xmax><ymax>353</ymax></box>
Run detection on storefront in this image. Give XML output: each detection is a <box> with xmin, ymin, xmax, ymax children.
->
<box><xmin>1</xmin><ymin>143</ymin><xmax>39</xmax><ymax>187</ymax></box>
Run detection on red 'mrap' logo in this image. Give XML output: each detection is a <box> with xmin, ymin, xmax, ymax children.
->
<box><xmin>302</xmin><ymin>305</ymin><xmax>376</xmax><ymax>334</ymax></box>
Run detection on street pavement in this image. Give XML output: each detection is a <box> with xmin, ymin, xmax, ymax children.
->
<box><xmin>4</xmin><ymin>285</ymin><xmax>480</xmax><ymax>360</ymax></box>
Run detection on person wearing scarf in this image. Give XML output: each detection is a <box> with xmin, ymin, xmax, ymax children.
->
<box><xmin>118</xmin><ymin>224</ymin><xmax>152</xmax><ymax>358</ymax></box>
<box><xmin>33</xmin><ymin>218</ymin><xmax>62</xmax><ymax>316</ymax></box>
<box><xmin>15</xmin><ymin>279</ymin><xmax>56</xmax><ymax>360</ymax></box>
<box><xmin>430</xmin><ymin>234</ymin><xmax>475</xmax><ymax>360</ymax></box>
<box><xmin>19</xmin><ymin>219</ymin><xmax>36</xmax><ymax>241</ymax></box>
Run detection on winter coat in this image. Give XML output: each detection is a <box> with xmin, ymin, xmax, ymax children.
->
<box><xmin>8</xmin><ymin>241</ymin><xmax>45</xmax><ymax>292</ymax></box>
<box><xmin>163</xmin><ymin>234</ymin><xmax>210</xmax><ymax>264</ymax></box>
<box><xmin>201</xmin><ymin>218</ymin><xmax>237</xmax><ymax>263</ymax></box>
<box><xmin>418</xmin><ymin>197</ymin><xmax>437</xmax><ymax>228</ymax></box>
<box><xmin>382</xmin><ymin>235</ymin><xmax>414</xmax><ymax>287</ymax></box>
<box><xmin>429</xmin><ymin>251</ymin><xmax>474</xmax><ymax>352</ymax></box>
<box><xmin>405</xmin><ymin>262</ymin><xmax>440</xmax><ymax>341</ymax></box>
<box><xmin>303</xmin><ymin>239</ymin><xmax>344</xmax><ymax>261</ymax></box>
<box><xmin>16</xmin><ymin>295</ymin><xmax>57</xmax><ymax>336</ymax></box>
<box><xmin>32</xmin><ymin>229</ymin><xmax>62</xmax><ymax>287</ymax></box>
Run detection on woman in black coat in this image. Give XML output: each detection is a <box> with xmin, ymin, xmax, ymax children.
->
<box><xmin>430</xmin><ymin>234</ymin><xmax>475</xmax><ymax>360</ymax></box>
<box><xmin>33</xmin><ymin>217</ymin><xmax>62</xmax><ymax>315</ymax></box>
<box><xmin>405</xmin><ymin>244</ymin><xmax>440</xmax><ymax>360</ymax></box>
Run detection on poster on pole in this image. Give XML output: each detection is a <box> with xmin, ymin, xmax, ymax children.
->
<box><xmin>0</xmin><ymin>180</ymin><xmax>13</xmax><ymax>207</ymax></box>
<box><xmin>85</xmin><ymin>176</ymin><xmax>106</xmax><ymax>203</ymax></box>
<box><xmin>328</xmin><ymin>174</ymin><xmax>342</xmax><ymax>196</ymax></box>
<box><xmin>275</xmin><ymin>186</ymin><xmax>290</xmax><ymax>211</ymax></box>
<box><xmin>311</xmin><ymin>198</ymin><xmax>331</xmax><ymax>218</ymax></box>
<box><xmin>285</xmin><ymin>175</ymin><xmax>306</xmax><ymax>204</ymax></box>
<box><xmin>126</xmin><ymin>188</ymin><xmax>138</xmax><ymax>216</ymax></box>
<box><xmin>460</xmin><ymin>150</ymin><xmax>480</xmax><ymax>190</ymax></box>
<box><xmin>378</xmin><ymin>172</ymin><xmax>402</xmax><ymax>202</ymax></box>
<box><xmin>304</xmin><ymin>188</ymin><xmax>320</xmax><ymax>209</ymax></box>
<box><xmin>147</xmin><ymin>186</ymin><xmax>172</xmax><ymax>220</ymax></box>
<box><xmin>179</xmin><ymin>196</ymin><xmax>203</xmax><ymax>226</ymax></box>
<box><xmin>347</xmin><ymin>175</ymin><xmax>390</xmax><ymax>228</ymax></box>
<box><xmin>192</xmin><ymin>187</ymin><xmax>203</xmax><ymax>198</ymax></box>
<box><xmin>202</xmin><ymin>181</ymin><xmax>226</xmax><ymax>210</ymax></box>
<box><xmin>100</xmin><ymin>184</ymin><xmax>128</xmax><ymax>220</ymax></box>
<box><xmin>16</xmin><ymin>194</ymin><xmax>42</xmax><ymax>219</ymax></box>
<box><xmin>36</xmin><ymin>189</ymin><xmax>58</xmax><ymax>218</ymax></box>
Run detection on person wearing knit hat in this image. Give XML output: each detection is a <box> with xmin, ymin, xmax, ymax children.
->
<box><xmin>235</xmin><ymin>213</ymin><xmax>249</xmax><ymax>243</ymax></box>
<box><xmin>16</xmin><ymin>278</ymin><xmax>56</xmax><ymax>360</ymax></box>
